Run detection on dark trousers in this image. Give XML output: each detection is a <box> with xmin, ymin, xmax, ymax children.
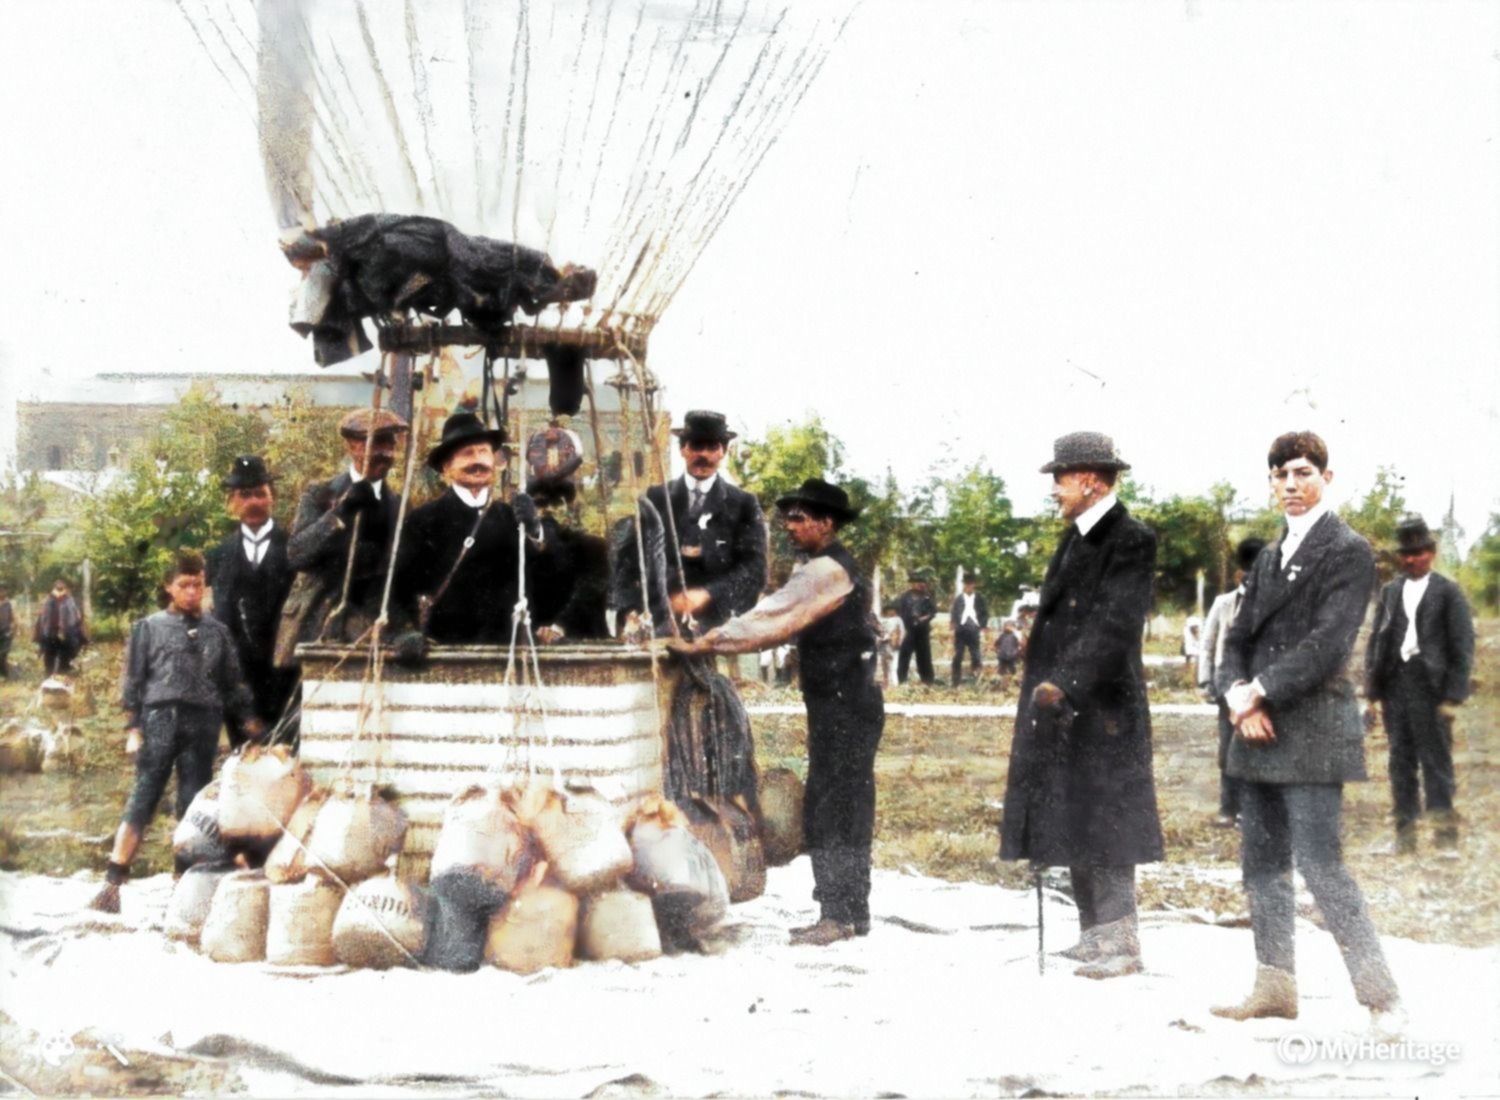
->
<box><xmin>1216</xmin><ymin>704</ymin><xmax>1242</xmax><ymax>817</ymax></box>
<box><xmin>1071</xmin><ymin>864</ymin><xmax>1136</xmax><ymax>929</ymax></box>
<box><xmin>803</xmin><ymin>680</ymin><xmax>885</xmax><ymax>926</ymax></box>
<box><xmin>898</xmin><ymin>627</ymin><xmax>933</xmax><ymax>684</ymax></box>
<box><xmin>40</xmin><ymin>637</ymin><xmax>79</xmax><ymax>675</ymax></box>
<box><xmin>242</xmin><ymin>657</ymin><xmax>297</xmax><ymax>748</ymax></box>
<box><xmin>122</xmin><ymin>704</ymin><xmax>222</xmax><ymax>829</ymax></box>
<box><xmin>1239</xmin><ymin>782</ymin><xmax>1398</xmax><ymax>1008</ymax></box>
<box><xmin>1382</xmin><ymin>660</ymin><xmax>1455</xmax><ymax>826</ymax></box>
<box><xmin>0</xmin><ymin>636</ymin><xmax>10</xmax><ymax>678</ymax></box>
<box><xmin>951</xmin><ymin>624</ymin><xmax>982</xmax><ymax>685</ymax></box>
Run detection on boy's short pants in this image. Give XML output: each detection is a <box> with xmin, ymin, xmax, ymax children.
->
<box><xmin>123</xmin><ymin>703</ymin><xmax>222</xmax><ymax>828</ymax></box>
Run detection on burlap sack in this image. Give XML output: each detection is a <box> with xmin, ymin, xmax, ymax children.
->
<box><xmin>484</xmin><ymin>862</ymin><xmax>578</xmax><ymax>974</ymax></box>
<box><xmin>306</xmin><ymin>783</ymin><xmax>407</xmax><ymax>885</ymax></box>
<box><xmin>263</xmin><ymin>790</ymin><xmax>328</xmax><ymax>885</ymax></box>
<box><xmin>173</xmin><ymin>781</ymin><xmax>233</xmax><ymax>868</ymax></box>
<box><xmin>757</xmin><ymin>767</ymin><xmax>806</xmax><ymax>866</ymax></box>
<box><xmin>626</xmin><ymin>795</ymin><xmax>729</xmax><ymax>941</ymax></box>
<box><xmin>332</xmin><ymin>874</ymin><xmax>428</xmax><ymax>970</ymax></box>
<box><xmin>164</xmin><ymin>863</ymin><xmax>235</xmax><ymax>945</ymax></box>
<box><xmin>218</xmin><ymin>745</ymin><xmax>311</xmax><ymax>843</ymax></box>
<box><xmin>265</xmin><ymin>878</ymin><xmax>342</xmax><ymax>966</ymax></box>
<box><xmin>578</xmin><ymin>887</ymin><xmax>662</xmax><ymax>963</ymax></box>
<box><xmin>200</xmin><ymin>870</ymin><xmax>270</xmax><ymax>963</ymax></box>
<box><xmin>430</xmin><ymin>785</ymin><xmax>534</xmax><ymax>895</ymax></box>
<box><xmin>529</xmin><ymin>784</ymin><xmax>632</xmax><ymax>895</ymax></box>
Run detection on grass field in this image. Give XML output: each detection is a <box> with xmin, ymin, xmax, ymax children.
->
<box><xmin>2</xmin><ymin>620</ymin><xmax>1495</xmax><ymax>948</ymax></box>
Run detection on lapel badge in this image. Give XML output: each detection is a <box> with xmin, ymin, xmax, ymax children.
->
<box><xmin>697</xmin><ymin>512</ymin><xmax>712</xmax><ymax>530</ymax></box>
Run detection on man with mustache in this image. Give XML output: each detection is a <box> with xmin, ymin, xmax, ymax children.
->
<box><xmin>207</xmin><ymin>456</ymin><xmax>295</xmax><ymax>743</ymax></box>
<box><xmin>637</xmin><ymin>410</ymin><xmax>768</xmax><ymax>632</ymax></box>
<box><xmin>394</xmin><ymin>412</ymin><xmax>545</xmax><ymax>645</ymax></box>
<box><xmin>274</xmin><ymin>408</ymin><xmax>409</xmax><ymax>668</ymax></box>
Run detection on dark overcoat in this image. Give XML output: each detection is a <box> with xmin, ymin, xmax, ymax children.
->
<box><xmin>528</xmin><ymin>515</ymin><xmax>610</xmax><ymax>640</ymax></box>
<box><xmin>274</xmin><ymin>472</ymin><xmax>403</xmax><ymax>667</ymax></box>
<box><xmin>1000</xmin><ymin>502</ymin><xmax>1163</xmax><ymax>867</ymax></box>
<box><xmin>207</xmin><ymin>525</ymin><xmax>295</xmax><ymax>724</ymax></box>
<box><xmin>1218</xmin><ymin>511</ymin><xmax>1374</xmax><ymax>784</ymax></box>
<box><xmin>1365</xmin><ymin>571</ymin><xmax>1475</xmax><ymax>706</ymax></box>
<box><xmin>394</xmin><ymin>488</ymin><xmax>523</xmax><ymax>645</ymax></box>
<box><xmin>644</xmin><ymin>477</ymin><xmax>767</xmax><ymax>629</ymax></box>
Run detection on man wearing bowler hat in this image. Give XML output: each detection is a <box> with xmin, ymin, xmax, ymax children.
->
<box><xmin>1000</xmin><ymin>431</ymin><xmax>1162</xmax><ymax>980</ymax></box>
<box><xmin>275</xmin><ymin>407</ymin><xmax>409</xmax><ymax>666</ymax></box>
<box><xmin>895</xmin><ymin>572</ymin><xmax>937</xmax><ymax>685</ymax></box>
<box><xmin>639</xmin><ymin>410</ymin><xmax>767</xmax><ymax>632</ymax></box>
<box><xmin>1365</xmin><ymin>514</ymin><xmax>1475</xmax><ymax>853</ymax></box>
<box><xmin>207</xmin><ymin>456</ymin><xmax>295</xmax><ymax>742</ymax></box>
<box><xmin>672</xmin><ymin>478</ymin><xmax>884</xmax><ymax>946</ymax></box>
<box><xmin>394</xmin><ymin>411</ymin><xmax>546</xmax><ymax>645</ymax></box>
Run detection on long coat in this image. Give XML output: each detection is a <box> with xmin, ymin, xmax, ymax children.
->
<box><xmin>394</xmin><ymin>489</ymin><xmax>523</xmax><ymax>645</ymax></box>
<box><xmin>207</xmin><ymin>525</ymin><xmax>295</xmax><ymax>724</ymax></box>
<box><xmin>1365</xmin><ymin>571</ymin><xmax>1475</xmax><ymax>706</ymax></box>
<box><xmin>1000</xmin><ymin>502</ymin><xmax>1163</xmax><ymax>867</ymax></box>
<box><xmin>274</xmin><ymin>472</ymin><xmax>402</xmax><ymax>667</ymax></box>
<box><xmin>1218</xmin><ymin>511</ymin><xmax>1374</xmax><ymax>785</ymax></box>
<box><xmin>644</xmin><ymin>477</ymin><xmax>767</xmax><ymax>629</ymax></box>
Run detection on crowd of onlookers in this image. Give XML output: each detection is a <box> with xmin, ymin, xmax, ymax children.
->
<box><xmin>0</xmin><ymin>579</ymin><xmax>91</xmax><ymax>681</ymax></box>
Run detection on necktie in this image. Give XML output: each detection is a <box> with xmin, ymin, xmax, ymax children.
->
<box><xmin>688</xmin><ymin>487</ymin><xmax>706</xmax><ymax>519</ymax></box>
<box><xmin>244</xmin><ymin>531</ymin><xmax>269</xmax><ymax>567</ymax></box>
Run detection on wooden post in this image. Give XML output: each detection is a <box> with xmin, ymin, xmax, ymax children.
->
<box><xmin>81</xmin><ymin>558</ymin><xmax>93</xmax><ymax>623</ymax></box>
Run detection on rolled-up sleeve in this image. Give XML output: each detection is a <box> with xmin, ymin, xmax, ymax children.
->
<box><xmin>700</xmin><ymin>557</ymin><xmax>853</xmax><ymax>654</ymax></box>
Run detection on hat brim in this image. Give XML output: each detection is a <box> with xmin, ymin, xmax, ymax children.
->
<box><xmin>1039</xmin><ymin>458</ymin><xmax>1131</xmax><ymax>474</ymax></box>
<box><xmin>672</xmin><ymin>428</ymin><xmax>737</xmax><ymax>444</ymax></box>
<box><xmin>775</xmin><ymin>493</ymin><xmax>859</xmax><ymax>523</ymax></box>
<box><xmin>426</xmin><ymin>429</ymin><xmax>509</xmax><ymax>472</ymax></box>
<box><xmin>221</xmin><ymin>475</ymin><xmax>277</xmax><ymax>490</ymax></box>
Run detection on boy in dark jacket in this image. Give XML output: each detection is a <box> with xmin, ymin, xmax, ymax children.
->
<box><xmin>89</xmin><ymin>551</ymin><xmax>262</xmax><ymax>913</ymax></box>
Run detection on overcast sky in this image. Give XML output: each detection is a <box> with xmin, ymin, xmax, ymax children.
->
<box><xmin>2</xmin><ymin>0</ymin><xmax>1497</xmax><ymax>543</ymax></box>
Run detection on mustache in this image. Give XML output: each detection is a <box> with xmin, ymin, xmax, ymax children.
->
<box><xmin>461</xmin><ymin>463</ymin><xmax>493</xmax><ymax>476</ymax></box>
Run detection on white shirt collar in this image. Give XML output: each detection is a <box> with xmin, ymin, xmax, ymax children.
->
<box><xmin>1282</xmin><ymin>499</ymin><xmax>1329</xmax><ymax>541</ymax></box>
<box><xmin>452</xmin><ymin>484</ymin><xmax>491</xmax><ymax>508</ymax></box>
<box><xmin>685</xmin><ymin>472</ymin><xmax>718</xmax><ymax>496</ymax></box>
<box><xmin>240</xmin><ymin>519</ymin><xmax>274</xmax><ymax>542</ymax></box>
<box><xmin>1403</xmin><ymin>573</ymin><xmax>1431</xmax><ymax>600</ymax></box>
<box><xmin>348</xmin><ymin>465</ymin><xmax>383</xmax><ymax>499</ymax></box>
<box><xmin>1074</xmin><ymin>492</ymin><xmax>1118</xmax><ymax>536</ymax></box>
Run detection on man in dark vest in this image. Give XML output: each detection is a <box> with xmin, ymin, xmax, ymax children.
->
<box><xmin>949</xmin><ymin>573</ymin><xmax>988</xmax><ymax>687</ymax></box>
<box><xmin>1365</xmin><ymin>514</ymin><xmax>1475</xmax><ymax>853</ymax></box>
<box><xmin>207</xmin><ymin>456</ymin><xmax>295</xmax><ymax>743</ymax></box>
<box><xmin>394</xmin><ymin>412</ymin><xmax>544</xmax><ymax>645</ymax></box>
<box><xmin>642</xmin><ymin>410</ymin><xmax>767</xmax><ymax>632</ymax></box>
<box><xmin>1000</xmin><ymin>431</ymin><xmax>1162</xmax><ymax>980</ymax></box>
<box><xmin>1213</xmin><ymin>431</ymin><xmax>1402</xmax><ymax>1033</ymax></box>
<box><xmin>896</xmin><ymin>574</ymin><xmax>936</xmax><ymax>685</ymax></box>
<box><xmin>672</xmin><ymin>478</ymin><xmax>884</xmax><ymax>946</ymax></box>
<box><xmin>275</xmin><ymin>408</ymin><xmax>408</xmax><ymax>667</ymax></box>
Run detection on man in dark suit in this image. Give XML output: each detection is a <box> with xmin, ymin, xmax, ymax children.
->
<box><xmin>949</xmin><ymin>573</ymin><xmax>988</xmax><ymax>687</ymax></box>
<box><xmin>274</xmin><ymin>408</ymin><xmax>408</xmax><ymax>668</ymax></box>
<box><xmin>1213</xmin><ymin>431</ymin><xmax>1402</xmax><ymax>1032</ymax></box>
<box><xmin>1000</xmin><ymin>432</ymin><xmax>1162</xmax><ymax>980</ymax></box>
<box><xmin>526</xmin><ymin>473</ymin><xmax>610</xmax><ymax>643</ymax></box>
<box><xmin>394</xmin><ymin>412</ymin><xmax>544</xmax><ymax>645</ymax></box>
<box><xmin>207</xmin><ymin>456</ymin><xmax>295</xmax><ymax>743</ymax></box>
<box><xmin>641</xmin><ymin>410</ymin><xmax>768</xmax><ymax>633</ymax></box>
<box><xmin>896</xmin><ymin>575</ymin><xmax>936</xmax><ymax>685</ymax></box>
<box><xmin>1365</xmin><ymin>514</ymin><xmax>1475</xmax><ymax>853</ymax></box>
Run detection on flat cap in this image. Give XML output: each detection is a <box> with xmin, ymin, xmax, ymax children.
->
<box><xmin>338</xmin><ymin>407</ymin><xmax>409</xmax><ymax>439</ymax></box>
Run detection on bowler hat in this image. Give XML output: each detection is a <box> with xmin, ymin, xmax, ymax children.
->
<box><xmin>1039</xmin><ymin>431</ymin><xmax>1131</xmax><ymax>474</ymax></box>
<box><xmin>426</xmin><ymin>412</ymin><xmax>508</xmax><ymax>472</ymax></box>
<box><xmin>338</xmin><ymin>407</ymin><xmax>409</xmax><ymax>440</ymax></box>
<box><xmin>671</xmin><ymin>410</ymin><xmax>737</xmax><ymax>444</ymax></box>
<box><xmin>776</xmin><ymin>478</ymin><xmax>859</xmax><ymax>524</ymax></box>
<box><xmin>1395</xmin><ymin>515</ymin><xmax>1436</xmax><ymax>554</ymax></box>
<box><xmin>222</xmin><ymin>455</ymin><xmax>275</xmax><ymax>490</ymax></box>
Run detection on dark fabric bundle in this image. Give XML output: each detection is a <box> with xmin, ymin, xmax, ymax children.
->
<box><xmin>607</xmin><ymin>498</ymin><xmax>672</xmax><ymax>636</ymax></box>
<box><xmin>283</xmin><ymin>214</ymin><xmax>597</xmax><ymax>367</ymax></box>
<box><xmin>422</xmin><ymin>869</ymin><xmax>509</xmax><ymax>973</ymax></box>
<box><xmin>666</xmin><ymin>657</ymin><xmax>759</xmax><ymax>813</ymax></box>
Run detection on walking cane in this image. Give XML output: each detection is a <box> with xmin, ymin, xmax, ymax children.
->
<box><xmin>1034</xmin><ymin>862</ymin><xmax>1045</xmax><ymax>975</ymax></box>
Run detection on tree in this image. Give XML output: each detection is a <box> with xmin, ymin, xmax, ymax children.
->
<box><xmin>1340</xmin><ymin>465</ymin><xmax>1407</xmax><ymax>548</ymax></box>
<box><xmin>1461</xmin><ymin>513</ymin><xmax>1500</xmax><ymax>613</ymax></box>
<box><xmin>907</xmin><ymin>462</ymin><xmax>1026</xmax><ymax>609</ymax></box>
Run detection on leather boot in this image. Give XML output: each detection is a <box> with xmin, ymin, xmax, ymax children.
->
<box><xmin>88</xmin><ymin>861</ymin><xmax>129</xmax><ymax>914</ymax></box>
<box><xmin>790</xmin><ymin>918</ymin><xmax>857</xmax><ymax>946</ymax></box>
<box><xmin>1396</xmin><ymin>822</ymin><xmax>1418</xmax><ymax>855</ymax></box>
<box><xmin>1074</xmin><ymin>916</ymin><xmax>1141</xmax><ymax>979</ymax></box>
<box><xmin>1432</xmin><ymin>811</ymin><xmax>1459</xmax><ymax>850</ymax></box>
<box><xmin>1211</xmin><ymin>964</ymin><xmax>1298</xmax><ymax>1020</ymax></box>
<box><xmin>1054</xmin><ymin>926</ymin><xmax>1101</xmax><ymax>962</ymax></box>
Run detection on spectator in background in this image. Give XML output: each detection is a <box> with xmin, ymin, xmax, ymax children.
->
<box><xmin>995</xmin><ymin>619</ymin><xmax>1023</xmax><ymax>687</ymax></box>
<box><xmin>34</xmin><ymin>579</ymin><xmax>87</xmax><ymax>676</ymax></box>
<box><xmin>1181</xmin><ymin>615</ymin><xmax>1203</xmax><ymax>668</ymax></box>
<box><xmin>877</xmin><ymin>603</ymin><xmax>905</xmax><ymax>688</ymax></box>
<box><xmin>0</xmin><ymin>587</ymin><xmax>13</xmax><ymax>678</ymax></box>
<box><xmin>1197</xmin><ymin>538</ymin><xmax>1267</xmax><ymax>827</ymax></box>
<box><xmin>949</xmin><ymin>574</ymin><xmax>988</xmax><ymax>687</ymax></box>
<box><xmin>896</xmin><ymin>574</ymin><xmax>936</xmax><ymax>685</ymax></box>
